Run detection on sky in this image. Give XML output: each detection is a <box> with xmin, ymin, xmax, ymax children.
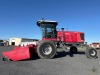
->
<box><xmin>0</xmin><ymin>0</ymin><xmax>100</xmax><ymax>43</ymax></box>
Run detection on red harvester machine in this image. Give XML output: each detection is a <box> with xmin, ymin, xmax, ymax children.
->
<box><xmin>2</xmin><ymin>19</ymin><xmax>97</xmax><ymax>61</ymax></box>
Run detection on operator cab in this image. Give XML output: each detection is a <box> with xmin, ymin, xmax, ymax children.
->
<box><xmin>37</xmin><ymin>20</ymin><xmax>58</xmax><ymax>38</ymax></box>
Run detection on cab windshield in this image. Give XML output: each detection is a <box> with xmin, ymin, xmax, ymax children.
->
<box><xmin>41</xmin><ymin>24</ymin><xmax>56</xmax><ymax>38</ymax></box>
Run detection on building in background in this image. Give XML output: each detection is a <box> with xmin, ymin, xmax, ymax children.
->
<box><xmin>9</xmin><ymin>38</ymin><xmax>39</xmax><ymax>46</ymax></box>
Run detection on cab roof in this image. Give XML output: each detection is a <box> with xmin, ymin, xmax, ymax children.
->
<box><xmin>37</xmin><ymin>20</ymin><xmax>58</xmax><ymax>27</ymax></box>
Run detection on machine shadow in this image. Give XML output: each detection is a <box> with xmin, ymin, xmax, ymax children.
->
<box><xmin>29</xmin><ymin>51</ymin><xmax>86</xmax><ymax>60</ymax></box>
<box><xmin>54</xmin><ymin>51</ymin><xmax>85</xmax><ymax>58</ymax></box>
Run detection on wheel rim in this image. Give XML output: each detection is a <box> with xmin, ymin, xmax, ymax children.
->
<box><xmin>90</xmin><ymin>50</ymin><xmax>96</xmax><ymax>56</ymax></box>
<box><xmin>42</xmin><ymin>45</ymin><xmax>52</xmax><ymax>55</ymax></box>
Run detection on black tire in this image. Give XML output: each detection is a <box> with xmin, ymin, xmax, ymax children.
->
<box><xmin>37</xmin><ymin>41</ymin><xmax>57</xmax><ymax>59</ymax></box>
<box><xmin>85</xmin><ymin>48</ymin><xmax>97</xmax><ymax>59</ymax></box>
<box><xmin>70</xmin><ymin>46</ymin><xmax>78</xmax><ymax>54</ymax></box>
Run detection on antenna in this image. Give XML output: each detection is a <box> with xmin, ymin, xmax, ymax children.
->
<box><xmin>42</xmin><ymin>17</ymin><xmax>45</xmax><ymax>22</ymax></box>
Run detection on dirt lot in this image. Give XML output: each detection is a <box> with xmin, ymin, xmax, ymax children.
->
<box><xmin>0</xmin><ymin>46</ymin><xmax>100</xmax><ymax>75</ymax></box>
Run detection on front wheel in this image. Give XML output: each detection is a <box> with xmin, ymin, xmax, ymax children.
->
<box><xmin>37</xmin><ymin>41</ymin><xmax>57</xmax><ymax>59</ymax></box>
<box><xmin>85</xmin><ymin>48</ymin><xmax>97</xmax><ymax>59</ymax></box>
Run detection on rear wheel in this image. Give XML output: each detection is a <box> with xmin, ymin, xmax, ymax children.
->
<box><xmin>37</xmin><ymin>41</ymin><xmax>57</xmax><ymax>59</ymax></box>
<box><xmin>85</xmin><ymin>48</ymin><xmax>97</xmax><ymax>59</ymax></box>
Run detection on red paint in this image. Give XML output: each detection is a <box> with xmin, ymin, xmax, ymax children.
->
<box><xmin>42</xmin><ymin>31</ymin><xmax>84</xmax><ymax>43</ymax></box>
<box><xmin>42</xmin><ymin>38</ymin><xmax>57</xmax><ymax>41</ymax></box>
<box><xmin>2</xmin><ymin>44</ymin><xmax>36</xmax><ymax>61</ymax></box>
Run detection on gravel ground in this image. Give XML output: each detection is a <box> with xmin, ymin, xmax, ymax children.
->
<box><xmin>0</xmin><ymin>46</ymin><xmax>100</xmax><ymax>75</ymax></box>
